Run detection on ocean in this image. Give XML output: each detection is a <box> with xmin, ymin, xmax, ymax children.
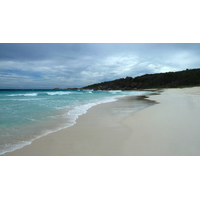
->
<box><xmin>0</xmin><ymin>89</ymin><xmax>151</xmax><ymax>155</ymax></box>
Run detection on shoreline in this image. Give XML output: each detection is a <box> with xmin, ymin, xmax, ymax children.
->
<box><xmin>3</xmin><ymin>86</ymin><xmax>200</xmax><ymax>156</ymax></box>
<box><xmin>3</xmin><ymin>94</ymin><xmax>156</xmax><ymax>156</ymax></box>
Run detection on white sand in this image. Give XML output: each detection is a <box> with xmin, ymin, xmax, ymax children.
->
<box><xmin>122</xmin><ymin>87</ymin><xmax>200</xmax><ymax>155</ymax></box>
<box><xmin>3</xmin><ymin>87</ymin><xmax>200</xmax><ymax>156</ymax></box>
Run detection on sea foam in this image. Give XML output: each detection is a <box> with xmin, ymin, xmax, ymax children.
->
<box><xmin>46</xmin><ymin>91</ymin><xmax>73</xmax><ymax>95</ymax></box>
<box><xmin>7</xmin><ymin>93</ymin><xmax>38</xmax><ymax>97</ymax></box>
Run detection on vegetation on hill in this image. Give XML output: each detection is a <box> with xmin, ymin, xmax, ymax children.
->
<box><xmin>82</xmin><ymin>68</ymin><xmax>200</xmax><ymax>90</ymax></box>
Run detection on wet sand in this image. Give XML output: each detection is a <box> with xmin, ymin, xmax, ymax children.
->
<box><xmin>3</xmin><ymin>87</ymin><xmax>200</xmax><ymax>156</ymax></box>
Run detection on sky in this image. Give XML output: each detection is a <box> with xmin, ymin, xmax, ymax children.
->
<box><xmin>0</xmin><ymin>43</ymin><xmax>200</xmax><ymax>89</ymax></box>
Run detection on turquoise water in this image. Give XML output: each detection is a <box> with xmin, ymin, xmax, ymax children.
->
<box><xmin>0</xmin><ymin>89</ymin><xmax>150</xmax><ymax>155</ymax></box>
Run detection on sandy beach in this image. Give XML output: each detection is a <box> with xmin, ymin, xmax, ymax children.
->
<box><xmin>3</xmin><ymin>87</ymin><xmax>200</xmax><ymax>156</ymax></box>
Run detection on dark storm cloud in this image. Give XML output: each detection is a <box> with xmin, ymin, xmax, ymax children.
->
<box><xmin>0</xmin><ymin>43</ymin><xmax>90</xmax><ymax>61</ymax></box>
<box><xmin>0</xmin><ymin>43</ymin><xmax>200</xmax><ymax>89</ymax></box>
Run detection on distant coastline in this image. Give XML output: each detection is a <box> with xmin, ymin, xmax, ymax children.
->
<box><xmin>54</xmin><ymin>68</ymin><xmax>200</xmax><ymax>91</ymax></box>
<box><xmin>82</xmin><ymin>68</ymin><xmax>200</xmax><ymax>90</ymax></box>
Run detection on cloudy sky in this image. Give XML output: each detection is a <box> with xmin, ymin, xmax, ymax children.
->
<box><xmin>0</xmin><ymin>43</ymin><xmax>200</xmax><ymax>89</ymax></box>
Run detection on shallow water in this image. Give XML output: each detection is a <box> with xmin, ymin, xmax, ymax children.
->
<box><xmin>0</xmin><ymin>89</ymin><xmax>152</xmax><ymax>154</ymax></box>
